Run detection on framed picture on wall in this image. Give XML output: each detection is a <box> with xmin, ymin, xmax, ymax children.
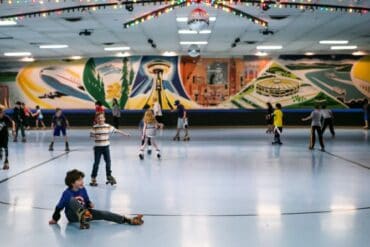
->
<box><xmin>207</xmin><ymin>62</ymin><xmax>228</xmax><ymax>85</ymax></box>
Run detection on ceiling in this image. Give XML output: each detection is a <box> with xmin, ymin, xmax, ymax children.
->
<box><xmin>0</xmin><ymin>0</ymin><xmax>369</xmax><ymax>60</ymax></box>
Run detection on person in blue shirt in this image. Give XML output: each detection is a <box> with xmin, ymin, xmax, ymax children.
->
<box><xmin>49</xmin><ymin>169</ymin><xmax>144</xmax><ymax>229</ymax></box>
<box><xmin>173</xmin><ymin>100</ymin><xmax>190</xmax><ymax>141</ymax></box>
<box><xmin>49</xmin><ymin>108</ymin><xmax>70</xmax><ymax>152</ymax></box>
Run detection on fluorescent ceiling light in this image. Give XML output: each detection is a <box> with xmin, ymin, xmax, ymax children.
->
<box><xmin>115</xmin><ymin>52</ymin><xmax>130</xmax><ymax>57</ymax></box>
<box><xmin>20</xmin><ymin>57</ymin><xmax>35</xmax><ymax>62</ymax></box>
<box><xmin>104</xmin><ymin>46</ymin><xmax>130</xmax><ymax>51</ymax></box>
<box><xmin>319</xmin><ymin>40</ymin><xmax>348</xmax><ymax>45</ymax></box>
<box><xmin>352</xmin><ymin>51</ymin><xmax>367</xmax><ymax>56</ymax></box>
<box><xmin>330</xmin><ymin>45</ymin><xmax>357</xmax><ymax>50</ymax></box>
<box><xmin>257</xmin><ymin>45</ymin><xmax>283</xmax><ymax>50</ymax></box>
<box><xmin>4</xmin><ymin>52</ymin><xmax>32</xmax><ymax>57</ymax></box>
<box><xmin>255</xmin><ymin>51</ymin><xmax>268</xmax><ymax>57</ymax></box>
<box><xmin>0</xmin><ymin>20</ymin><xmax>17</xmax><ymax>26</ymax></box>
<box><xmin>162</xmin><ymin>51</ymin><xmax>177</xmax><ymax>57</ymax></box>
<box><xmin>199</xmin><ymin>30</ymin><xmax>212</xmax><ymax>34</ymax></box>
<box><xmin>40</xmin><ymin>44</ymin><xmax>68</xmax><ymax>49</ymax></box>
<box><xmin>180</xmin><ymin>41</ymin><xmax>208</xmax><ymax>45</ymax></box>
<box><xmin>304</xmin><ymin>52</ymin><xmax>315</xmax><ymax>56</ymax></box>
<box><xmin>70</xmin><ymin>56</ymin><xmax>83</xmax><ymax>60</ymax></box>
<box><xmin>178</xmin><ymin>29</ymin><xmax>212</xmax><ymax>34</ymax></box>
<box><xmin>176</xmin><ymin>17</ymin><xmax>216</xmax><ymax>22</ymax></box>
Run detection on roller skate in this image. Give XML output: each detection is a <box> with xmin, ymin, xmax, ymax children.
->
<box><xmin>156</xmin><ymin>150</ymin><xmax>161</xmax><ymax>159</ymax></box>
<box><xmin>79</xmin><ymin>209</ymin><xmax>93</xmax><ymax>230</ymax></box>
<box><xmin>173</xmin><ymin>135</ymin><xmax>180</xmax><ymax>141</ymax></box>
<box><xmin>106</xmin><ymin>175</ymin><xmax>117</xmax><ymax>185</ymax></box>
<box><xmin>3</xmin><ymin>160</ymin><xmax>9</xmax><ymax>170</ymax></box>
<box><xmin>139</xmin><ymin>150</ymin><xmax>144</xmax><ymax>160</ymax></box>
<box><xmin>65</xmin><ymin>142</ymin><xmax>70</xmax><ymax>152</ymax></box>
<box><xmin>48</xmin><ymin>142</ymin><xmax>54</xmax><ymax>151</ymax></box>
<box><xmin>183</xmin><ymin>135</ymin><xmax>190</xmax><ymax>141</ymax></box>
<box><xmin>89</xmin><ymin>177</ymin><xmax>98</xmax><ymax>187</ymax></box>
<box><xmin>126</xmin><ymin>214</ymin><xmax>144</xmax><ymax>225</ymax></box>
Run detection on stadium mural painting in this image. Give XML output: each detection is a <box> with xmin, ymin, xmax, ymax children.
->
<box><xmin>0</xmin><ymin>55</ymin><xmax>369</xmax><ymax>110</ymax></box>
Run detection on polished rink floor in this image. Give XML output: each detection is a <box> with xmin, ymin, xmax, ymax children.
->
<box><xmin>0</xmin><ymin>127</ymin><xmax>369</xmax><ymax>247</ymax></box>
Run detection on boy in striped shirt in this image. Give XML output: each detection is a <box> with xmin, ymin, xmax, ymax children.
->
<box><xmin>90</xmin><ymin>113</ymin><xmax>130</xmax><ymax>186</ymax></box>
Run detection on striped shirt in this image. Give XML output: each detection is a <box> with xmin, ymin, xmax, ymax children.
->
<box><xmin>90</xmin><ymin>124</ymin><xmax>116</xmax><ymax>147</ymax></box>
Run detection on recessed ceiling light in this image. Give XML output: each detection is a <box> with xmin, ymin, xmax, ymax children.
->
<box><xmin>70</xmin><ymin>56</ymin><xmax>83</xmax><ymax>60</ymax></box>
<box><xmin>39</xmin><ymin>44</ymin><xmax>68</xmax><ymax>49</ymax></box>
<box><xmin>256</xmin><ymin>45</ymin><xmax>283</xmax><ymax>50</ymax></box>
<box><xmin>178</xmin><ymin>30</ymin><xmax>212</xmax><ymax>34</ymax></box>
<box><xmin>180</xmin><ymin>41</ymin><xmax>208</xmax><ymax>45</ymax></box>
<box><xmin>0</xmin><ymin>20</ymin><xmax>17</xmax><ymax>26</ymax></box>
<box><xmin>255</xmin><ymin>51</ymin><xmax>268</xmax><ymax>57</ymax></box>
<box><xmin>104</xmin><ymin>46</ymin><xmax>130</xmax><ymax>51</ymax></box>
<box><xmin>20</xmin><ymin>57</ymin><xmax>35</xmax><ymax>62</ymax></box>
<box><xmin>176</xmin><ymin>17</ymin><xmax>216</xmax><ymax>22</ymax></box>
<box><xmin>4</xmin><ymin>52</ymin><xmax>32</xmax><ymax>57</ymax></box>
<box><xmin>304</xmin><ymin>52</ymin><xmax>315</xmax><ymax>56</ymax></box>
<box><xmin>162</xmin><ymin>51</ymin><xmax>177</xmax><ymax>57</ymax></box>
<box><xmin>319</xmin><ymin>40</ymin><xmax>349</xmax><ymax>45</ymax></box>
<box><xmin>330</xmin><ymin>45</ymin><xmax>357</xmax><ymax>50</ymax></box>
<box><xmin>116</xmin><ymin>52</ymin><xmax>130</xmax><ymax>57</ymax></box>
<box><xmin>352</xmin><ymin>51</ymin><xmax>367</xmax><ymax>56</ymax></box>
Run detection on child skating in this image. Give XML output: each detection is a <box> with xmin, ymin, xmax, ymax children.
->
<box><xmin>139</xmin><ymin>107</ymin><xmax>153</xmax><ymax>155</ymax></box>
<box><xmin>321</xmin><ymin>104</ymin><xmax>335</xmax><ymax>138</ymax></box>
<box><xmin>272</xmin><ymin>103</ymin><xmax>283</xmax><ymax>145</ymax></box>
<box><xmin>0</xmin><ymin>106</ymin><xmax>15</xmax><ymax>170</ymax></box>
<box><xmin>139</xmin><ymin>110</ymin><xmax>164</xmax><ymax>160</ymax></box>
<box><xmin>32</xmin><ymin>105</ymin><xmax>46</xmax><ymax>129</ymax></box>
<box><xmin>173</xmin><ymin>100</ymin><xmax>190</xmax><ymax>141</ymax></box>
<box><xmin>49</xmin><ymin>169</ymin><xmax>144</xmax><ymax>229</ymax></box>
<box><xmin>49</xmin><ymin>108</ymin><xmax>70</xmax><ymax>152</ymax></box>
<box><xmin>13</xmin><ymin>101</ymin><xmax>26</xmax><ymax>142</ymax></box>
<box><xmin>89</xmin><ymin>113</ymin><xmax>130</xmax><ymax>186</ymax></box>
<box><xmin>302</xmin><ymin>105</ymin><xmax>325</xmax><ymax>152</ymax></box>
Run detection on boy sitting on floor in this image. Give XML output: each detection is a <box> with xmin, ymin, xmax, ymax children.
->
<box><xmin>49</xmin><ymin>169</ymin><xmax>143</xmax><ymax>229</ymax></box>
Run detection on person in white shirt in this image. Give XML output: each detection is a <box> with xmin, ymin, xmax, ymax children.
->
<box><xmin>89</xmin><ymin>113</ymin><xmax>130</xmax><ymax>186</ymax></box>
<box><xmin>321</xmin><ymin>104</ymin><xmax>335</xmax><ymax>137</ymax></box>
<box><xmin>152</xmin><ymin>97</ymin><xmax>163</xmax><ymax>123</ymax></box>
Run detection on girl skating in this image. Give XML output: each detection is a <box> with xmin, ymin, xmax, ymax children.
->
<box><xmin>139</xmin><ymin>110</ymin><xmax>163</xmax><ymax>160</ymax></box>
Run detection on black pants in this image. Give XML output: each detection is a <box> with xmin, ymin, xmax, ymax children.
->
<box><xmin>273</xmin><ymin>127</ymin><xmax>283</xmax><ymax>143</ymax></box>
<box><xmin>15</xmin><ymin>122</ymin><xmax>25</xmax><ymax>138</ymax></box>
<box><xmin>322</xmin><ymin>118</ymin><xmax>335</xmax><ymax>136</ymax></box>
<box><xmin>0</xmin><ymin>138</ymin><xmax>9</xmax><ymax>162</ymax></box>
<box><xmin>65</xmin><ymin>198</ymin><xmax>126</xmax><ymax>224</ymax></box>
<box><xmin>310</xmin><ymin>126</ymin><xmax>324</xmax><ymax>149</ymax></box>
<box><xmin>91</xmin><ymin>146</ymin><xmax>111</xmax><ymax>178</ymax></box>
<box><xmin>113</xmin><ymin>116</ymin><xmax>120</xmax><ymax>129</ymax></box>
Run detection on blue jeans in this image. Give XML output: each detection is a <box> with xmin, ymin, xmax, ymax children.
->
<box><xmin>91</xmin><ymin>146</ymin><xmax>112</xmax><ymax>178</ymax></box>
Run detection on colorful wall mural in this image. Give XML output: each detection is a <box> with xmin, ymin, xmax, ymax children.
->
<box><xmin>0</xmin><ymin>55</ymin><xmax>369</xmax><ymax>110</ymax></box>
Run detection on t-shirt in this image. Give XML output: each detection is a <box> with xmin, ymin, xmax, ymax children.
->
<box><xmin>153</xmin><ymin>102</ymin><xmax>162</xmax><ymax>117</ymax></box>
<box><xmin>310</xmin><ymin>110</ymin><xmax>322</xmax><ymax>127</ymax></box>
<box><xmin>52</xmin><ymin>115</ymin><xmax>67</xmax><ymax>128</ymax></box>
<box><xmin>13</xmin><ymin>107</ymin><xmax>25</xmax><ymax>123</ymax></box>
<box><xmin>273</xmin><ymin>109</ymin><xmax>283</xmax><ymax>127</ymax></box>
<box><xmin>177</xmin><ymin>104</ymin><xmax>185</xmax><ymax>118</ymax></box>
<box><xmin>56</xmin><ymin>187</ymin><xmax>91</xmax><ymax>210</ymax></box>
<box><xmin>321</xmin><ymin>109</ymin><xmax>332</xmax><ymax>119</ymax></box>
<box><xmin>90</xmin><ymin>123</ymin><xmax>116</xmax><ymax>146</ymax></box>
<box><xmin>0</xmin><ymin>115</ymin><xmax>12</xmax><ymax>138</ymax></box>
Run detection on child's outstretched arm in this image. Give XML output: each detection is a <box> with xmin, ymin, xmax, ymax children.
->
<box><xmin>116</xmin><ymin>129</ymin><xmax>130</xmax><ymax>136</ymax></box>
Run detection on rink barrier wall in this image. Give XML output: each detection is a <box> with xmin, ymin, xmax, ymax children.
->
<box><xmin>4</xmin><ymin>109</ymin><xmax>364</xmax><ymax>127</ymax></box>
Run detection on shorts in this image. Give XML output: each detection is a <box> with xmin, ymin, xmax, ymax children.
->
<box><xmin>54</xmin><ymin>126</ymin><xmax>67</xmax><ymax>136</ymax></box>
<box><xmin>177</xmin><ymin>118</ymin><xmax>188</xmax><ymax>129</ymax></box>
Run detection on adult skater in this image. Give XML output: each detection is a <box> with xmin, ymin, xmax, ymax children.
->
<box><xmin>302</xmin><ymin>105</ymin><xmax>325</xmax><ymax>151</ymax></box>
<box><xmin>321</xmin><ymin>105</ymin><xmax>335</xmax><ymax>137</ymax></box>
<box><xmin>265</xmin><ymin>102</ymin><xmax>274</xmax><ymax>134</ymax></box>
<box><xmin>272</xmin><ymin>103</ymin><xmax>283</xmax><ymax>145</ymax></box>
<box><xmin>0</xmin><ymin>106</ymin><xmax>15</xmax><ymax>170</ymax></box>
<box><xmin>173</xmin><ymin>100</ymin><xmax>189</xmax><ymax>141</ymax></box>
